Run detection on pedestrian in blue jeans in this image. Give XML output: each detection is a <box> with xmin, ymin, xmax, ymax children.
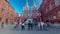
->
<box><xmin>40</xmin><ymin>21</ymin><xmax>44</xmax><ymax>30</ymax></box>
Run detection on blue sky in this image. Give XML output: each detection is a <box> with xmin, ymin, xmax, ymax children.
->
<box><xmin>8</xmin><ymin>0</ymin><xmax>42</xmax><ymax>14</ymax></box>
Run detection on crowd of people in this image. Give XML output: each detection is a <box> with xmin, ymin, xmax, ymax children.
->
<box><xmin>13</xmin><ymin>18</ymin><xmax>48</xmax><ymax>31</ymax></box>
<box><xmin>0</xmin><ymin>19</ymin><xmax>48</xmax><ymax>31</ymax></box>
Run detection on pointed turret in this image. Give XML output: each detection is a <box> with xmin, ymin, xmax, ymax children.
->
<box><xmin>32</xmin><ymin>0</ymin><xmax>41</xmax><ymax>22</ymax></box>
<box><xmin>32</xmin><ymin>0</ymin><xmax>37</xmax><ymax>13</ymax></box>
<box><xmin>24</xmin><ymin>0</ymin><xmax>29</xmax><ymax>11</ymax></box>
<box><xmin>26</xmin><ymin>0</ymin><xmax>29</xmax><ymax>8</ymax></box>
<box><xmin>24</xmin><ymin>0</ymin><xmax>29</xmax><ymax>10</ymax></box>
<box><xmin>23</xmin><ymin>0</ymin><xmax>30</xmax><ymax>18</ymax></box>
<box><xmin>33</xmin><ymin>0</ymin><xmax>36</xmax><ymax>8</ymax></box>
<box><xmin>32</xmin><ymin>0</ymin><xmax>37</xmax><ymax>18</ymax></box>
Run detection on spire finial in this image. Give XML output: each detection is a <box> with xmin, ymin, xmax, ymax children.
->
<box><xmin>26</xmin><ymin>0</ymin><xmax>28</xmax><ymax>3</ymax></box>
<box><xmin>26</xmin><ymin>0</ymin><xmax>28</xmax><ymax>7</ymax></box>
<box><xmin>33</xmin><ymin>0</ymin><xmax>36</xmax><ymax>7</ymax></box>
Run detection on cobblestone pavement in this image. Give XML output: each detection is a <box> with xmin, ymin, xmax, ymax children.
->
<box><xmin>0</xmin><ymin>23</ymin><xmax>60</xmax><ymax>34</ymax></box>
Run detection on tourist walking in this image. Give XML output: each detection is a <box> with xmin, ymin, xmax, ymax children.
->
<box><xmin>21</xmin><ymin>22</ymin><xmax>25</xmax><ymax>30</ymax></box>
<box><xmin>28</xmin><ymin>22</ymin><xmax>31</xmax><ymax>30</ymax></box>
<box><xmin>38</xmin><ymin>22</ymin><xmax>40</xmax><ymax>30</ymax></box>
<box><xmin>28</xmin><ymin>20</ymin><xmax>33</xmax><ymax>30</ymax></box>
<box><xmin>1</xmin><ymin>22</ymin><xmax>4</xmax><ymax>28</ymax></box>
<box><xmin>40</xmin><ymin>21</ymin><xmax>44</xmax><ymax>30</ymax></box>
<box><xmin>14</xmin><ymin>22</ymin><xmax>19</xmax><ymax>28</ymax></box>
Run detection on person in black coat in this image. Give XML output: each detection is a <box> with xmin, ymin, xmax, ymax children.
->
<box><xmin>21</xmin><ymin>22</ymin><xmax>25</xmax><ymax>30</ymax></box>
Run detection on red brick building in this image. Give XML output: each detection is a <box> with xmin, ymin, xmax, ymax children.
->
<box><xmin>23</xmin><ymin>0</ymin><xmax>41</xmax><ymax>22</ymax></box>
<box><xmin>32</xmin><ymin>2</ymin><xmax>41</xmax><ymax>22</ymax></box>
<box><xmin>0</xmin><ymin>0</ymin><xmax>18</xmax><ymax>23</ymax></box>
<box><xmin>39</xmin><ymin>0</ymin><xmax>60</xmax><ymax>23</ymax></box>
<box><xmin>23</xmin><ymin>0</ymin><xmax>30</xmax><ymax>19</ymax></box>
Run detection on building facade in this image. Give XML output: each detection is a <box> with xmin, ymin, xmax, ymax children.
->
<box><xmin>39</xmin><ymin>0</ymin><xmax>60</xmax><ymax>23</ymax></box>
<box><xmin>23</xmin><ymin>1</ymin><xmax>30</xmax><ymax>19</ymax></box>
<box><xmin>0</xmin><ymin>0</ymin><xmax>18</xmax><ymax>24</ymax></box>
<box><xmin>32</xmin><ymin>2</ymin><xmax>41</xmax><ymax>22</ymax></box>
<box><xmin>22</xmin><ymin>0</ymin><xmax>41</xmax><ymax>22</ymax></box>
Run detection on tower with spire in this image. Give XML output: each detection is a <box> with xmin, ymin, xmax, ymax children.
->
<box><xmin>22</xmin><ymin>0</ymin><xmax>41</xmax><ymax>22</ymax></box>
<box><xmin>32</xmin><ymin>0</ymin><xmax>41</xmax><ymax>22</ymax></box>
<box><xmin>23</xmin><ymin>0</ymin><xmax>30</xmax><ymax>18</ymax></box>
<box><xmin>32</xmin><ymin>0</ymin><xmax>38</xmax><ymax>18</ymax></box>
